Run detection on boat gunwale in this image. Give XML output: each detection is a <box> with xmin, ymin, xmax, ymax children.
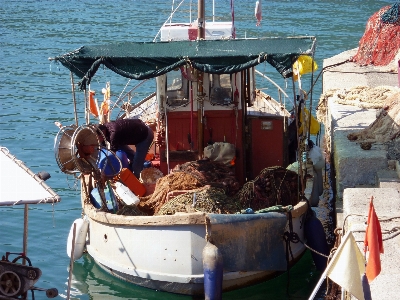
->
<box><xmin>82</xmin><ymin>199</ymin><xmax>309</xmax><ymax>226</ymax></box>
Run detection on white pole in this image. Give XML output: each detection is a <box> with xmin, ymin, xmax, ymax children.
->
<box><xmin>212</xmin><ymin>0</ymin><xmax>215</xmax><ymax>22</ymax></box>
<box><xmin>309</xmin><ymin>232</ymin><xmax>349</xmax><ymax>300</ymax></box>
<box><xmin>308</xmin><ymin>267</ymin><xmax>328</xmax><ymax>300</ymax></box>
<box><xmin>66</xmin><ymin>223</ymin><xmax>76</xmax><ymax>300</ymax></box>
<box><xmin>22</xmin><ymin>204</ymin><xmax>28</xmax><ymax>265</ymax></box>
<box><xmin>70</xmin><ymin>72</ymin><xmax>79</xmax><ymax>127</ymax></box>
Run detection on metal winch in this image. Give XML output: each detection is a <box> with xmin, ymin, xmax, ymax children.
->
<box><xmin>0</xmin><ymin>253</ymin><xmax>58</xmax><ymax>299</ymax></box>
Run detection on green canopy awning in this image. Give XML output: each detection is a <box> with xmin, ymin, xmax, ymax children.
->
<box><xmin>51</xmin><ymin>36</ymin><xmax>316</xmax><ymax>90</ymax></box>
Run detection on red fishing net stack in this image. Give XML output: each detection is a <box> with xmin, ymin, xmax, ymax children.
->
<box><xmin>351</xmin><ymin>4</ymin><xmax>400</xmax><ymax>66</ymax></box>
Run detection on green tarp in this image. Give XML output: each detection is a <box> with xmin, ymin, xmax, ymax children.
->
<box><xmin>51</xmin><ymin>37</ymin><xmax>316</xmax><ymax>90</ymax></box>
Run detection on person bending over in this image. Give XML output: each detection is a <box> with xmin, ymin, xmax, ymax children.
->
<box><xmin>97</xmin><ymin>119</ymin><xmax>153</xmax><ymax>178</ymax></box>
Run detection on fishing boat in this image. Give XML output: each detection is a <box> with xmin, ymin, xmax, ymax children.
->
<box><xmin>0</xmin><ymin>146</ymin><xmax>60</xmax><ymax>299</ymax></box>
<box><xmin>50</xmin><ymin>1</ymin><xmax>321</xmax><ymax>296</ymax></box>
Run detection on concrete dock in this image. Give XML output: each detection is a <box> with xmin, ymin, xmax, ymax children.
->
<box><xmin>321</xmin><ymin>48</ymin><xmax>400</xmax><ymax>299</ymax></box>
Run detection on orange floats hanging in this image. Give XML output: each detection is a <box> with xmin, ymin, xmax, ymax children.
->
<box><xmin>89</xmin><ymin>90</ymin><xmax>99</xmax><ymax>117</ymax></box>
<box><xmin>99</xmin><ymin>82</ymin><xmax>111</xmax><ymax>123</ymax></box>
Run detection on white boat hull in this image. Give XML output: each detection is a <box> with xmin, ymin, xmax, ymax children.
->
<box><xmin>83</xmin><ymin>200</ymin><xmax>308</xmax><ymax>295</ymax></box>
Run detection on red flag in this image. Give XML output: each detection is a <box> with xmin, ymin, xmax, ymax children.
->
<box><xmin>364</xmin><ymin>196</ymin><xmax>383</xmax><ymax>283</ymax></box>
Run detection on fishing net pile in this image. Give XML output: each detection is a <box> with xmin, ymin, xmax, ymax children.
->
<box><xmin>316</xmin><ymin>86</ymin><xmax>400</xmax><ymax>156</ymax></box>
<box><xmin>154</xmin><ymin>166</ymin><xmax>301</xmax><ymax>215</ymax></box>
<box><xmin>317</xmin><ymin>86</ymin><xmax>399</xmax><ymax>121</ymax></box>
<box><xmin>172</xmin><ymin>160</ymin><xmax>241</xmax><ymax>195</ymax></box>
<box><xmin>317</xmin><ymin>86</ymin><xmax>400</xmax><ymax>144</ymax></box>
<box><xmin>117</xmin><ymin>203</ymin><xmax>148</xmax><ymax>216</ymax></box>
<box><xmin>350</xmin><ymin>4</ymin><xmax>400</xmax><ymax>66</ymax></box>
<box><xmin>127</xmin><ymin>160</ymin><xmax>302</xmax><ymax>216</ymax></box>
<box><xmin>233</xmin><ymin>166</ymin><xmax>300</xmax><ymax>211</ymax></box>
<box><xmin>346</xmin><ymin>90</ymin><xmax>400</xmax><ymax>143</ymax></box>
<box><xmin>156</xmin><ymin>186</ymin><xmax>241</xmax><ymax>215</ymax></box>
<box><xmin>138</xmin><ymin>159</ymin><xmax>240</xmax><ymax>215</ymax></box>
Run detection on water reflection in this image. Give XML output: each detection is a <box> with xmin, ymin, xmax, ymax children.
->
<box><xmin>69</xmin><ymin>255</ymin><xmax>190</xmax><ymax>300</ymax></box>
<box><xmin>69</xmin><ymin>251</ymin><xmax>324</xmax><ymax>300</ymax></box>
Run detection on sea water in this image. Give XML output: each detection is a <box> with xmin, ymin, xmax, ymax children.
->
<box><xmin>0</xmin><ymin>1</ymin><xmax>393</xmax><ymax>299</ymax></box>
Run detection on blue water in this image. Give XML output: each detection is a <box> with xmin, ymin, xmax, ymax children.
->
<box><xmin>0</xmin><ymin>1</ymin><xmax>394</xmax><ymax>299</ymax></box>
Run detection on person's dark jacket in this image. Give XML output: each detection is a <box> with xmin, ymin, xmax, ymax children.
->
<box><xmin>101</xmin><ymin>119</ymin><xmax>149</xmax><ymax>151</ymax></box>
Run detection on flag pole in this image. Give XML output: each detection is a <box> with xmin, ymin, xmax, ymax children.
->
<box><xmin>308</xmin><ymin>232</ymin><xmax>355</xmax><ymax>300</ymax></box>
<box><xmin>308</xmin><ymin>266</ymin><xmax>329</xmax><ymax>300</ymax></box>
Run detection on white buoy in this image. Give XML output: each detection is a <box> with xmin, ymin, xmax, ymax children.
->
<box><xmin>67</xmin><ymin>218</ymin><xmax>89</xmax><ymax>261</ymax></box>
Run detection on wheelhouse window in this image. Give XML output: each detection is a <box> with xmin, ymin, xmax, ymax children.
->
<box><xmin>166</xmin><ymin>68</ymin><xmax>189</xmax><ymax>107</ymax></box>
<box><xmin>209</xmin><ymin>74</ymin><xmax>232</xmax><ymax>105</ymax></box>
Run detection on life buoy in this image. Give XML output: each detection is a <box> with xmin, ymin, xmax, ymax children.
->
<box><xmin>67</xmin><ymin>218</ymin><xmax>89</xmax><ymax>261</ymax></box>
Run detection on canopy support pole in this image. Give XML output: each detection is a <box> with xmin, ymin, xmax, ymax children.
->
<box><xmin>197</xmin><ymin>0</ymin><xmax>205</xmax><ymax>159</ymax></box>
<box><xmin>307</xmin><ymin>54</ymin><xmax>316</xmax><ymax>143</ymax></box>
<box><xmin>197</xmin><ymin>72</ymin><xmax>204</xmax><ymax>159</ymax></box>
<box><xmin>164</xmin><ymin>105</ymin><xmax>170</xmax><ymax>174</ymax></box>
<box><xmin>292</xmin><ymin>77</ymin><xmax>305</xmax><ymax>196</ymax></box>
<box><xmin>241</xmin><ymin>70</ymin><xmax>248</xmax><ymax>180</ymax></box>
<box><xmin>84</xmin><ymin>88</ymin><xmax>90</xmax><ymax>125</ymax></box>
<box><xmin>70</xmin><ymin>72</ymin><xmax>79</xmax><ymax>127</ymax></box>
<box><xmin>190</xmin><ymin>81</ymin><xmax>194</xmax><ymax>151</ymax></box>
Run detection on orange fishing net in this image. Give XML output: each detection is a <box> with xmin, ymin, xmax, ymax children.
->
<box><xmin>138</xmin><ymin>160</ymin><xmax>240</xmax><ymax>215</ymax></box>
<box><xmin>138</xmin><ymin>172</ymin><xmax>203</xmax><ymax>215</ymax></box>
<box><xmin>351</xmin><ymin>4</ymin><xmax>400</xmax><ymax>66</ymax></box>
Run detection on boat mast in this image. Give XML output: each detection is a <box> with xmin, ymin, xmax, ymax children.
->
<box><xmin>197</xmin><ymin>0</ymin><xmax>205</xmax><ymax>158</ymax></box>
<box><xmin>198</xmin><ymin>0</ymin><xmax>205</xmax><ymax>39</ymax></box>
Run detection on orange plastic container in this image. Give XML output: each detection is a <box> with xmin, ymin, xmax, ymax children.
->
<box><xmin>116</xmin><ymin>168</ymin><xmax>146</xmax><ymax>197</ymax></box>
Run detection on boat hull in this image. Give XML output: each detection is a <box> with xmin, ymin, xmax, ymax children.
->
<box><xmin>83</xmin><ymin>201</ymin><xmax>308</xmax><ymax>295</ymax></box>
